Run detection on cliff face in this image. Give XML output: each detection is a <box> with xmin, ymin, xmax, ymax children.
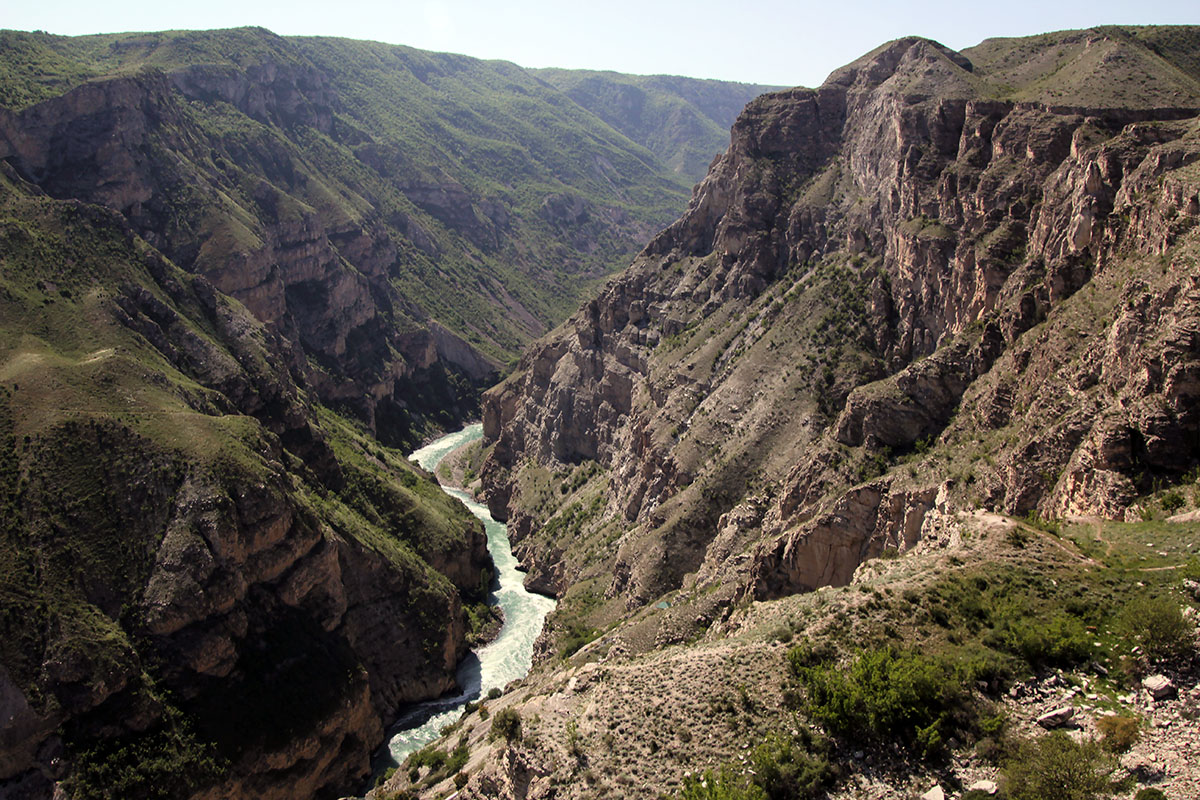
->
<box><xmin>482</xmin><ymin>28</ymin><xmax>1200</xmax><ymax>646</ymax></box>
<box><xmin>0</xmin><ymin>57</ymin><xmax>481</xmax><ymax>451</ymax></box>
<box><xmin>0</xmin><ymin>27</ymin><xmax>769</xmax><ymax>449</ymax></box>
<box><xmin>0</xmin><ymin>176</ymin><xmax>490</xmax><ymax>799</ymax></box>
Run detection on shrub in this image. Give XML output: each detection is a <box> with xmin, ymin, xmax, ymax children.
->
<box><xmin>454</xmin><ymin>772</ymin><xmax>469</xmax><ymax>789</ymax></box>
<box><xmin>1161</xmin><ymin>490</ymin><xmax>1185</xmax><ymax>513</ymax></box>
<box><xmin>1119</xmin><ymin>594</ymin><xmax>1194</xmax><ymax>661</ymax></box>
<box><xmin>748</xmin><ymin>730</ymin><xmax>836</xmax><ymax>800</ymax></box>
<box><xmin>679</xmin><ymin>767</ymin><xmax>766</xmax><ymax>800</ymax></box>
<box><xmin>374</xmin><ymin>766</ymin><xmax>396</xmax><ymax>787</ymax></box>
<box><xmin>676</xmin><ymin>729</ymin><xmax>835</xmax><ymax>800</ymax></box>
<box><xmin>987</xmin><ymin>612</ymin><xmax>1093</xmax><ymax>668</ymax></box>
<box><xmin>566</xmin><ymin>719</ymin><xmax>583</xmax><ymax>758</ymax></box>
<box><xmin>1135</xmin><ymin>788</ymin><xmax>1167</xmax><ymax>800</ymax></box>
<box><xmin>489</xmin><ymin>708</ymin><xmax>521</xmax><ymax>743</ymax></box>
<box><xmin>1002</xmin><ymin>733</ymin><xmax>1113</xmax><ymax>800</ymax></box>
<box><xmin>379</xmin><ymin>791</ymin><xmax>417</xmax><ymax>800</ymax></box>
<box><xmin>791</xmin><ymin>646</ymin><xmax>968</xmax><ymax>758</ymax></box>
<box><xmin>487</xmin><ymin>687</ymin><xmax>503</xmax><ymax>700</ymax></box>
<box><xmin>1097</xmin><ymin>714</ymin><xmax>1139</xmax><ymax>753</ymax></box>
<box><xmin>446</xmin><ymin>742</ymin><xmax>469</xmax><ymax>774</ymax></box>
<box><xmin>406</xmin><ymin>746</ymin><xmax>446</xmax><ymax>773</ymax></box>
<box><xmin>63</xmin><ymin>705</ymin><xmax>226</xmax><ymax>800</ymax></box>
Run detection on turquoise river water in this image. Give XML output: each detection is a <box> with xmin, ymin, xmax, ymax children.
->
<box><xmin>373</xmin><ymin>423</ymin><xmax>556</xmax><ymax>770</ymax></box>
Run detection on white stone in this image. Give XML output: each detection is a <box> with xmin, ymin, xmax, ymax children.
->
<box><xmin>967</xmin><ymin>780</ymin><xmax>998</xmax><ymax>795</ymax></box>
<box><xmin>1037</xmin><ymin>706</ymin><xmax>1076</xmax><ymax>728</ymax></box>
<box><xmin>1143</xmin><ymin>674</ymin><xmax>1176</xmax><ymax>700</ymax></box>
<box><xmin>921</xmin><ymin>786</ymin><xmax>945</xmax><ymax>800</ymax></box>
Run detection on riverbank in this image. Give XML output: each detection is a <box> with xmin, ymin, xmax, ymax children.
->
<box><xmin>366</xmin><ymin>424</ymin><xmax>556</xmax><ymax>793</ymax></box>
<box><xmin>432</xmin><ymin>433</ymin><xmax>487</xmax><ymax>500</ymax></box>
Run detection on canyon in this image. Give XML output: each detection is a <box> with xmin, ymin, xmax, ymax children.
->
<box><xmin>4</xmin><ymin>21</ymin><xmax>1200</xmax><ymax>800</ymax></box>
<box><xmin>0</xmin><ymin>27</ymin><xmax>767</xmax><ymax>800</ymax></box>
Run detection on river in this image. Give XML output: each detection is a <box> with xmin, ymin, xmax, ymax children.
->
<box><xmin>373</xmin><ymin>423</ymin><xmax>556</xmax><ymax>770</ymax></box>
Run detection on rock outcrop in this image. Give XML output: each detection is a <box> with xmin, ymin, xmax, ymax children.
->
<box><xmin>482</xmin><ymin>28</ymin><xmax>1200</xmax><ymax>639</ymax></box>
<box><xmin>0</xmin><ymin>180</ymin><xmax>489</xmax><ymax>799</ymax></box>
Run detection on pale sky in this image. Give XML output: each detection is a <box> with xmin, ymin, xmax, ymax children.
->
<box><xmin>4</xmin><ymin>0</ymin><xmax>1199</xmax><ymax>87</ymax></box>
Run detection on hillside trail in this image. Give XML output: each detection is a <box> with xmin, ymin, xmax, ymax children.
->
<box><xmin>1078</xmin><ymin>515</ymin><xmax>1187</xmax><ymax>572</ymax></box>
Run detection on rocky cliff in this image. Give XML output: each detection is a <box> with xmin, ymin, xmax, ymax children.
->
<box><xmin>0</xmin><ymin>27</ymin><xmax>769</xmax><ymax>450</ymax></box>
<box><xmin>0</xmin><ymin>171</ymin><xmax>490</xmax><ymax>799</ymax></box>
<box><xmin>482</xmin><ymin>26</ymin><xmax>1200</xmax><ymax>649</ymax></box>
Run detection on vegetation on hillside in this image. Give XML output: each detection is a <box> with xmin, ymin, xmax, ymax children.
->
<box><xmin>0</xmin><ymin>173</ymin><xmax>486</xmax><ymax>798</ymax></box>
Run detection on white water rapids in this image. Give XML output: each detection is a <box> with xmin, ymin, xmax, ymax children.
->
<box><xmin>373</xmin><ymin>423</ymin><xmax>556</xmax><ymax>770</ymax></box>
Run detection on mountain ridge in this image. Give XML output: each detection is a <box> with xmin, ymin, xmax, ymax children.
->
<box><xmin>478</xmin><ymin>19</ymin><xmax>1200</xmax><ymax>695</ymax></box>
<box><xmin>0</xmin><ymin>26</ymin><xmax>771</xmax><ymax>450</ymax></box>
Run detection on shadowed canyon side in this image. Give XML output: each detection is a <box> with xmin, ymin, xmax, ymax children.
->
<box><xmin>0</xmin><ymin>168</ymin><xmax>495</xmax><ymax>799</ymax></box>
<box><xmin>0</xmin><ymin>27</ymin><xmax>770</xmax><ymax>451</ymax></box>
<box><xmin>481</xmin><ymin>26</ymin><xmax>1200</xmax><ymax>651</ymax></box>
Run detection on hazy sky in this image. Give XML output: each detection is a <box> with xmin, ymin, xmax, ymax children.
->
<box><xmin>5</xmin><ymin>0</ymin><xmax>1199</xmax><ymax>86</ymax></box>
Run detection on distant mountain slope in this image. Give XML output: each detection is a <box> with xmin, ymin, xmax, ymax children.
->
<box><xmin>0</xmin><ymin>27</ymin><xmax>763</xmax><ymax>448</ymax></box>
<box><xmin>964</xmin><ymin>25</ymin><xmax>1200</xmax><ymax>106</ymax></box>
<box><xmin>533</xmin><ymin>68</ymin><xmax>780</xmax><ymax>181</ymax></box>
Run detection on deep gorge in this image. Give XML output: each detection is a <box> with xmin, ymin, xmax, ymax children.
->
<box><xmin>3</xmin><ymin>22</ymin><xmax>1200</xmax><ymax>800</ymax></box>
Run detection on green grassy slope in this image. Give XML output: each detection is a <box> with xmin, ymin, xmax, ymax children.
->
<box><xmin>965</xmin><ymin>25</ymin><xmax>1200</xmax><ymax>106</ymax></box>
<box><xmin>0</xmin><ymin>27</ymin><xmax>741</xmax><ymax>446</ymax></box>
<box><xmin>0</xmin><ymin>26</ymin><xmax>695</xmax><ymax>356</ymax></box>
<box><xmin>0</xmin><ymin>170</ymin><xmax>488</xmax><ymax>797</ymax></box>
<box><xmin>533</xmin><ymin>68</ymin><xmax>780</xmax><ymax>181</ymax></box>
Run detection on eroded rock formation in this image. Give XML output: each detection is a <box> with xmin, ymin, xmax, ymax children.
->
<box><xmin>482</xmin><ymin>28</ymin><xmax>1200</xmax><ymax>627</ymax></box>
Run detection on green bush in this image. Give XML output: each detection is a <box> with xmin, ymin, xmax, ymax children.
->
<box><xmin>1135</xmin><ymin>788</ymin><xmax>1167</xmax><ymax>800</ymax></box>
<box><xmin>566</xmin><ymin>719</ymin><xmax>583</xmax><ymax>758</ymax></box>
<box><xmin>64</xmin><ymin>707</ymin><xmax>226</xmax><ymax>800</ymax></box>
<box><xmin>680</xmin><ymin>767</ymin><xmax>766</xmax><ymax>800</ymax></box>
<box><xmin>374</xmin><ymin>766</ymin><xmax>396</xmax><ymax>787</ymax></box>
<box><xmin>986</xmin><ymin>612</ymin><xmax>1093</xmax><ymax>668</ymax></box>
<box><xmin>406</xmin><ymin>746</ymin><xmax>447</xmax><ymax>773</ymax></box>
<box><xmin>748</xmin><ymin>731</ymin><xmax>836</xmax><ymax>800</ymax></box>
<box><xmin>676</xmin><ymin>729</ymin><xmax>835</xmax><ymax>800</ymax></box>
<box><xmin>1002</xmin><ymin>733</ymin><xmax>1113</xmax><ymax>800</ymax></box>
<box><xmin>379</xmin><ymin>790</ymin><xmax>417</xmax><ymax>800</ymax></box>
<box><xmin>1119</xmin><ymin>594</ymin><xmax>1194</xmax><ymax>661</ymax></box>
<box><xmin>790</xmin><ymin>646</ymin><xmax>968</xmax><ymax>758</ymax></box>
<box><xmin>1161</xmin><ymin>490</ymin><xmax>1185</xmax><ymax>513</ymax></box>
<box><xmin>1096</xmin><ymin>714</ymin><xmax>1139</xmax><ymax>753</ymax></box>
<box><xmin>489</xmin><ymin>708</ymin><xmax>521</xmax><ymax>743</ymax></box>
<box><xmin>446</xmin><ymin>742</ymin><xmax>469</xmax><ymax>774</ymax></box>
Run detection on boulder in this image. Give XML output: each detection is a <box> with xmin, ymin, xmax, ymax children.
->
<box><xmin>1037</xmin><ymin>706</ymin><xmax>1076</xmax><ymax>728</ymax></box>
<box><xmin>968</xmin><ymin>780</ymin><xmax>998</xmax><ymax>795</ymax></box>
<box><xmin>921</xmin><ymin>786</ymin><xmax>945</xmax><ymax>800</ymax></box>
<box><xmin>1142</xmin><ymin>674</ymin><xmax>1177</xmax><ymax>700</ymax></box>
